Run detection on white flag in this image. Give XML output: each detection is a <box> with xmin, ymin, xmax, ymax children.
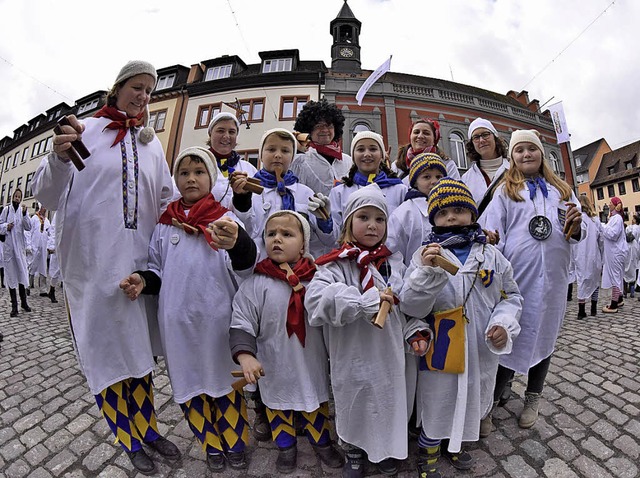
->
<box><xmin>356</xmin><ymin>55</ymin><xmax>392</xmax><ymax>106</ymax></box>
<box><xmin>547</xmin><ymin>101</ymin><xmax>571</xmax><ymax>144</ymax></box>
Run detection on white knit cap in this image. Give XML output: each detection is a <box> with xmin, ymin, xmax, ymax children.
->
<box><xmin>259</xmin><ymin>128</ymin><xmax>298</xmax><ymax>157</ymax></box>
<box><xmin>468</xmin><ymin>117</ymin><xmax>498</xmax><ymax>139</ymax></box>
<box><xmin>114</xmin><ymin>60</ymin><xmax>157</xmax><ymax>87</ymax></box>
<box><xmin>207</xmin><ymin>112</ymin><xmax>241</xmax><ymax>135</ymax></box>
<box><xmin>173</xmin><ymin>146</ymin><xmax>218</xmax><ymax>188</ymax></box>
<box><xmin>343</xmin><ymin>183</ymin><xmax>388</xmax><ymax>223</ymax></box>
<box><xmin>508</xmin><ymin>129</ymin><xmax>545</xmax><ymax>158</ymax></box>
<box><xmin>350</xmin><ymin>131</ymin><xmax>386</xmax><ymax>158</ymax></box>
<box><xmin>265</xmin><ymin>210</ymin><xmax>313</xmax><ymax>259</ymax></box>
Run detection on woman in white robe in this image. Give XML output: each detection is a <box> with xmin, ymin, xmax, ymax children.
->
<box><xmin>601</xmin><ymin>196</ymin><xmax>628</xmax><ymax>312</ymax></box>
<box><xmin>573</xmin><ymin>195</ymin><xmax>603</xmax><ymax>318</ymax></box>
<box><xmin>28</xmin><ymin>207</ymin><xmax>51</xmax><ymax>295</ymax></box>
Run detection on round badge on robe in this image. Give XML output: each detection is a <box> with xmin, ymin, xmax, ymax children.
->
<box><xmin>529</xmin><ymin>216</ymin><xmax>552</xmax><ymax>240</ymax></box>
<box><xmin>170</xmin><ymin>233</ymin><xmax>180</xmax><ymax>245</ymax></box>
<box><xmin>262</xmin><ymin>202</ymin><xmax>271</xmax><ymax>211</ymax></box>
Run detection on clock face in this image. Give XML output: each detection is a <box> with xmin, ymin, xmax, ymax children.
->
<box><xmin>340</xmin><ymin>47</ymin><xmax>354</xmax><ymax>58</ymax></box>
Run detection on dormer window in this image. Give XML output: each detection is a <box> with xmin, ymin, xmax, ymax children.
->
<box><xmin>625</xmin><ymin>161</ymin><xmax>633</xmax><ymax>170</ymax></box>
<box><xmin>156</xmin><ymin>74</ymin><xmax>176</xmax><ymax>90</ymax></box>
<box><xmin>607</xmin><ymin>166</ymin><xmax>615</xmax><ymax>175</ymax></box>
<box><xmin>263</xmin><ymin>58</ymin><xmax>292</xmax><ymax>73</ymax></box>
<box><xmin>77</xmin><ymin>99</ymin><xmax>99</xmax><ymax>114</ymax></box>
<box><xmin>205</xmin><ymin>65</ymin><xmax>232</xmax><ymax>81</ymax></box>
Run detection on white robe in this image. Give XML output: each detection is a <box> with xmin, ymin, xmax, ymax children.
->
<box><xmin>235</xmin><ymin>182</ymin><xmax>337</xmax><ymax>259</ymax></box>
<box><xmin>28</xmin><ymin>215</ymin><xmax>51</xmax><ymax>277</ymax></box>
<box><xmin>400</xmin><ymin>245</ymin><xmax>522</xmax><ymax>453</ymax></box>
<box><xmin>460</xmin><ymin>159</ymin><xmax>510</xmax><ymax>205</ymax></box>
<box><xmin>573</xmin><ymin>214</ymin><xmax>603</xmax><ymax>300</ymax></box>
<box><xmin>147</xmin><ymin>218</ymin><xmax>248</xmax><ymax>403</ymax></box>
<box><xmin>386</xmin><ymin>197</ymin><xmax>432</xmax><ymax>266</ymax></box>
<box><xmin>0</xmin><ymin>204</ymin><xmax>32</xmax><ymax>288</ymax></box>
<box><xmin>624</xmin><ymin>224</ymin><xmax>639</xmax><ymax>283</ymax></box>
<box><xmin>601</xmin><ymin>214</ymin><xmax>627</xmax><ymax>290</ymax></box>
<box><xmin>47</xmin><ymin>213</ymin><xmax>61</xmax><ymax>285</ymax></box>
<box><xmin>32</xmin><ymin>116</ymin><xmax>173</xmax><ymax>395</ymax></box>
<box><xmin>230</xmin><ymin>274</ymin><xmax>330</xmax><ymax>411</ymax></box>
<box><xmin>480</xmin><ymin>183</ymin><xmax>584</xmax><ymax>374</ymax></box>
<box><xmin>305</xmin><ymin>252</ymin><xmax>408</xmax><ymax>463</ymax></box>
<box><xmin>290</xmin><ymin>149</ymin><xmax>353</xmax><ymax>196</ymax></box>
<box><xmin>329</xmin><ymin>182</ymin><xmax>408</xmax><ymax>233</ymax></box>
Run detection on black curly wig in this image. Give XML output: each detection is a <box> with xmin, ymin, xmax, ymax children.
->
<box><xmin>294</xmin><ymin>98</ymin><xmax>345</xmax><ymax>142</ymax></box>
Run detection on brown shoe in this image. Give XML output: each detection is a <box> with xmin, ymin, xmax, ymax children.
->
<box><xmin>519</xmin><ymin>392</ymin><xmax>541</xmax><ymax>429</ymax></box>
<box><xmin>145</xmin><ymin>436</ymin><xmax>181</xmax><ymax>460</ymax></box>
<box><xmin>127</xmin><ymin>449</ymin><xmax>156</xmax><ymax>475</ymax></box>
<box><xmin>312</xmin><ymin>442</ymin><xmax>343</xmax><ymax>468</ymax></box>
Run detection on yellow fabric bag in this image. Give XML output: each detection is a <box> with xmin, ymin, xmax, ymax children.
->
<box><xmin>422</xmin><ymin>305</ymin><xmax>466</xmax><ymax>374</ymax></box>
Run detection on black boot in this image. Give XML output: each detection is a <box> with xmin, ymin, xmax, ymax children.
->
<box><xmin>590</xmin><ymin>300</ymin><xmax>598</xmax><ymax>316</ymax></box>
<box><xmin>602</xmin><ymin>300</ymin><xmax>618</xmax><ymax>313</ymax></box>
<box><xmin>18</xmin><ymin>284</ymin><xmax>31</xmax><ymax>312</ymax></box>
<box><xmin>49</xmin><ymin>286</ymin><xmax>58</xmax><ymax>303</ymax></box>
<box><xmin>9</xmin><ymin>288</ymin><xmax>18</xmax><ymax>317</ymax></box>
<box><xmin>567</xmin><ymin>283</ymin><xmax>573</xmax><ymax>301</ymax></box>
<box><xmin>342</xmin><ymin>448</ymin><xmax>365</xmax><ymax>478</ymax></box>
<box><xmin>577</xmin><ymin>303</ymin><xmax>587</xmax><ymax>320</ymax></box>
<box><xmin>0</xmin><ymin>267</ymin><xmax>4</xmax><ymax>288</ymax></box>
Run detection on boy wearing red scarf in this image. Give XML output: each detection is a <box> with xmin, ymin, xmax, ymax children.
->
<box><xmin>119</xmin><ymin>146</ymin><xmax>257</xmax><ymax>473</ymax></box>
<box><xmin>229</xmin><ymin>210</ymin><xmax>342</xmax><ymax>474</ymax></box>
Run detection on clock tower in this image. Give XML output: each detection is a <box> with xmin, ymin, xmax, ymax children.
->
<box><xmin>330</xmin><ymin>0</ymin><xmax>362</xmax><ymax>74</ymax></box>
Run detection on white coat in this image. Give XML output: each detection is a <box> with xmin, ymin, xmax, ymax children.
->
<box><xmin>386</xmin><ymin>197</ymin><xmax>432</xmax><ymax>266</ymax></box>
<box><xmin>460</xmin><ymin>159</ymin><xmax>510</xmax><ymax>205</ymax></box>
<box><xmin>147</xmin><ymin>218</ymin><xmax>248</xmax><ymax>403</ymax></box>
<box><xmin>400</xmin><ymin>244</ymin><xmax>522</xmax><ymax>453</ymax></box>
<box><xmin>47</xmin><ymin>213</ymin><xmax>61</xmax><ymax>285</ymax></box>
<box><xmin>573</xmin><ymin>214</ymin><xmax>603</xmax><ymax>300</ymax></box>
<box><xmin>480</xmin><ymin>183</ymin><xmax>584</xmax><ymax>374</ymax></box>
<box><xmin>290</xmin><ymin>149</ymin><xmax>353</xmax><ymax>196</ymax></box>
<box><xmin>32</xmin><ymin>116</ymin><xmax>173</xmax><ymax>395</ymax></box>
<box><xmin>329</xmin><ymin>182</ymin><xmax>408</xmax><ymax>233</ymax></box>
<box><xmin>235</xmin><ymin>182</ymin><xmax>337</xmax><ymax>259</ymax></box>
<box><xmin>28</xmin><ymin>214</ymin><xmax>51</xmax><ymax>277</ymax></box>
<box><xmin>230</xmin><ymin>274</ymin><xmax>330</xmax><ymax>411</ymax></box>
<box><xmin>0</xmin><ymin>204</ymin><xmax>32</xmax><ymax>288</ymax></box>
<box><xmin>601</xmin><ymin>214</ymin><xmax>627</xmax><ymax>290</ymax></box>
<box><xmin>305</xmin><ymin>252</ymin><xmax>408</xmax><ymax>463</ymax></box>
<box><xmin>624</xmin><ymin>224</ymin><xmax>639</xmax><ymax>283</ymax></box>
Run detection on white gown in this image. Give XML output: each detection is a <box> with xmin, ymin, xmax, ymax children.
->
<box><xmin>601</xmin><ymin>214</ymin><xmax>627</xmax><ymax>290</ymax></box>
<box><xmin>573</xmin><ymin>214</ymin><xmax>603</xmax><ymax>300</ymax></box>
<box><xmin>0</xmin><ymin>204</ymin><xmax>32</xmax><ymax>289</ymax></box>
<box><xmin>290</xmin><ymin>149</ymin><xmax>352</xmax><ymax>196</ymax></box>
<box><xmin>28</xmin><ymin>214</ymin><xmax>51</xmax><ymax>277</ymax></box>
<box><xmin>386</xmin><ymin>197</ymin><xmax>432</xmax><ymax>266</ymax></box>
<box><xmin>460</xmin><ymin>159</ymin><xmax>510</xmax><ymax>205</ymax></box>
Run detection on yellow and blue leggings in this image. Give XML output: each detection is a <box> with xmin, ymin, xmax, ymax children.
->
<box><xmin>266</xmin><ymin>401</ymin><xmax>331</xmax><ymax>449</ymax></box>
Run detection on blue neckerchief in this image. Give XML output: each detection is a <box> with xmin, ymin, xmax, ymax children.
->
<box><xmin>353</xmin><ymin>170</ymin><xmax>403</xmax><ymax>189</ymax></box>
<box><xmin>450</xmin><ymin>244</ymin><xmax>472</xmax><ymax>264</ymax></box>
<box><xmin>526</xmin><ymin>177</ymin><xmax>548</xmax><ymax>200</ymax></box>
<box><xmin>404</xmin><ymin>188</ymin><xmax>428</xmax><ymax>202</ymax></box>
<box><xmin>254</xmin><ymin>169</ymin><xmax>299</xmax><ymax>211</ymax></box>
<box><xmin>216</xmin><ymin>150</ymin><xmax>242</xmax><ymax>176</ymax></box>
<box><xmin>427</xmin><ymin>223</ymin><xmax>487</xmax><ymax>249</ymax></box>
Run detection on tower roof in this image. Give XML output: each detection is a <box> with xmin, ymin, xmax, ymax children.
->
<box><xmin>330</xmin><ymin>0</ymin><xmax>361</xmax><ymax>30</ymax></box>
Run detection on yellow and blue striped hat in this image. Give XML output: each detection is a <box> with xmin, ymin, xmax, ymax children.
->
<box><xmin>427</xmin><ymin>177</ymin><xmax>478</xmax><ymax>225</ymax></box>
<box><xmin>409</xmin><ymin>153</ymin><xmax>447</xmax><ymax>188</ymax></box>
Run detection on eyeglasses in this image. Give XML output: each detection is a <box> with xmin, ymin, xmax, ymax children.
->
<box><xmin>313</xmin><ymin>122</ymin><xmax>334</xmax><ymax>131</ymax></box>
<box><xmin>471</xmin><ymin>131</ymin><xmax>493</xmax><ymax>143</ymax></box>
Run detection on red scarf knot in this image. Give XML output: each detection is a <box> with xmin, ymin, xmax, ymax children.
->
<box><xmin>254</xmin><ymin>258</ymin><xmax>316</xmax><ymax>346</ymax></box>
<box><xmin>159</xmin><ymin>194</ymin><xmax>228</xmax><ymax>249</ymax></box>
<box><xmin>308</xmin><ymin>140</ymin><xmax>343</xmax><ymax>161</ymax></box>
<box><xmin>94</xmin><ymin>106</ymin><xmax>144</xmax><ymax>147</ymax></box>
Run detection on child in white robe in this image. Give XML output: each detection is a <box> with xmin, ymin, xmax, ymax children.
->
<box><xmin>573</xmin><ymin>194</ymin><xmax>603</xmax><ymax>319</ymax></box>
<box><xmin>120</xmin><ymin>146</ymin><xmax>257</xmax><ymax>473</ymax></box>
<box><xmin>400</xmin><ymin>178</ymin><xmax>522</xmax><ymax>477</ymax></box>
<box><xmin>306</xmin><ymin>183</ymin><xmax>407</xmax><ymax>478</ymax></box>
<box><xmin>230</xmin><ymin>210</ymin><xmax>342</xmax><ymax>474</ymax></box>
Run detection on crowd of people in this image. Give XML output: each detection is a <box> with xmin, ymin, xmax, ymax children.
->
<box><xmin>0</xmin><ymin>59</ymin><xmax>623</xmax><ymax>478</ymax></box>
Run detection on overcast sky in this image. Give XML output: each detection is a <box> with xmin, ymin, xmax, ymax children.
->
<box><xmin>0</xmin><ymin>0</ymin><xmax>634</xmax><ymax>151</ymax></box>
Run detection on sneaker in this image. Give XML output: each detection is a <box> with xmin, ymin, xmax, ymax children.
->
<box><xmin>479</xmin><ymin>414</ymin><xmax>493</xmax><ymax>438</ymax></box>
<box><xmin>226</xmin><ymin>450</ymin><xmax>247</xmax><ymax>469</ymax></box>
<box><xmin>206</xmin><ymin>453</ymin><xmax>225</xmax><ymax>473</ymax></box>
<box><xmin>519</xmin><ymin>392</ymin><xmax>541</xmax><ymax>429</ymax></box>
<box><xmin>312</xmin><ymin>442</ymin><xmax>343</xmax><ymax>468</ymax></box>
<box><xmin>442</xmin><ymin>448</ymin><xmax>474</xmax><ymax>470</ymax></box>
<box><xmin>127</xmin><ymin>449</ymin><xmax>156</xmax><ymax>475</ymax></box>
<box><xmin>276</xmin><ymin>445</ymin><xmax>297</xmax><ymax>474</ymax></box>
<box><xmin>39</xmin><ymin>292</ymin><xmax>49</xmax><ymax>297</ymax></box>
<box><xmin>342</xmin><ymin>449</ymin><xmax>365</xmax><ymax>478</ymax></box>
<box><xmin>145</xmin><ymin>436</ymin><xmax>181</xmax><ymax>460</ymax></box>
<box><xmin>417</xmin><ymin>450</ymin><xmax>441</xmax><ymax>478</ymax></box>
<box><xmin>602</xmin><ymin>305</ymin><xmax>618</xmax><ymax>313</ymax></box>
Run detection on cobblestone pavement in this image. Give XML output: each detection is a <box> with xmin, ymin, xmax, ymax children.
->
<box><xmin>1</xmin><ymin>286</ymin><xmax>639</xmax><ymax>478</ymax></box>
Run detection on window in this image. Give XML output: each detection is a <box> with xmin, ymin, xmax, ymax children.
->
<box><xmin>607</xmin><ymin>166</ymin><xmax>615</xmax><ymax>175</ymax></box>
<box><xmin>12</xmin><ymin>152</ymin><xmax>19</xmax><ymax>168</ymax></box>
<box><xmin>239</xmin><ymin>150</ymin><xmax>260</xmax><ymax>169</ymax></box>
<box><xmin>44</xmin><ymin>136</ymin><xmax>53</xmax><ymax>153</ymax></box>
<box><xmin>597</xmin><ymin>188</ymin><xmax>604</xmax><ymax>200</ymax></box>
<box><xmin>625</xmin><ymin>161</ymin><xmax>633</xmax><ymax>170</ymax></box>
<box><xmin>636</xmin><ymin>205</ymin><xmax>640</xmax><ymax>214</ymax></box>
<box><xmin>263</xmin><ymin>58</ymin><xmax>292</xmax><ymax>73</ymax></box>
<box><xmin>577</xmin><ymin>173</ymin><xmax>588</xmax><ymax>184</ymax></box>
<box><xmin>21</xmin><ymin>146</ymin><xmax>29</xmax><ymax>164</ymax></box>
<box><xmin>353</xmin><ymin>123</ymin><xmax>370</xmax><ymax>136</ymax></box>
<box><xmin>633</xmin><ymin>178</ymin><xmax>640</xmax><ymax>192</ymax></box>
<box><xmin>25</xmin><ymin>172</ymin><xmax>35</xmax><ymax>198</ymax></box>
<box><xmin>448</xmin><ymin>132</ymin><xmax>467</xmax><ymax>170</ymax></box>
<box><xmin>156</xmin><ymin>74</ymin><xmax>175</xmax><ymax>90</ymax></box>
<box><xmin>7</xmin><ymin>180</ymin><xmax>13</xmax><ymax>201</ymax></box>
<box><xmin>548</xmin><ymin>152</ymin><xmax>560</xmax><ymax>173</ymax></box>
<box><xmin>196</xmin><ymin>104</ymin><xmax>221</xmax><ymax>129</ymax></box>
<box><xmin>618</xmin><ymin>182</ymin><xmax>626</xmax><ymax>195</ymax></box>
<box><xmin>205</xmin><ymin>65</ymin><xmax>232</xmax><ymax>81</ymax></box>
<box><xmin>280</xmin><ymin>96</ymin><xmax>308</xmax><ymax>120</ymax></box>
<box><xmin>575</xmin><ymin>156</ymin><xmax>582</xmax><ymax>167</ymax></box>
<box><xmin>77</xmin><ymin>99</ymin><xmax>99</xmax><ymax>114</ymax></box>
<box><xmin>148</xmin><ymin>109</ymin><xmax>167</xmax><ymax>132</ymax></box>
<box><xmin>607</xmin><ymin>185</ymin><xmax>615</xmax><ymax>197</ymax></box>
<box><xmin>238</xmin><ymin>99</ymin><xmax>264</xmax><ymax>123</ymax></box>
<box><xmin>16</xmin><ymin>176</ymin><xmax>23</xmax><ymax>197</ymax></box>
<box><xmin>4</xmin><ymin>155</ymin><xmax>9</xmax><ymax>171</ymax></box>
<box><xmin>1</xmin><ymin>183</ymin><xmax>5</xmax><ymax>205</ymax></box>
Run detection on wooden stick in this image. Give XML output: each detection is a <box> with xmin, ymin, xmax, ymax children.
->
<box><xmin>279</xmin><ymin>263</ymin><xmax>304</xmax><ymax>291</ymax></box>
<box><xmin>231</xmin><ymin>370</ymin><xmax>265</xmax><ymax>391</ymax></box>
<box><xmin>231</xmin><ymin>370</ymin><xmax>265</xmax><ymax>378</ymax></box>
<box><xmin>372</xmin><ymin>286</ymin><xmax>392</xmax><ymax>329</ymax></box>
<box><xmin>433</xmin><ymin>255</ymin><xmax>459</xmax><ymax>275</ymax></box>
<box><xmin>53</xmin><ymin>116</ymin><xmax>90</xmax><ymax>171</ymax></box>
<box><xmin>317</xmin><ymin>206</ymin><xmax>330</xmax><ymax>221</ymax></box>
<box><xmin>563</xmin><ymin>202</ymin><xmax>579</xmax><ymax>241</ymax></box>
<box><xmin>244</xmin><ymin>178</ymin><xmax>264</xmax><ymax>195</ymax></box>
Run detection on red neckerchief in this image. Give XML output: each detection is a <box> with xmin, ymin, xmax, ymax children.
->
<box><xmin>94</xmin><ymin>106</ymin><xmax>144</xmax><ymax>147</ymax></box>
<box><xmin>254</xmin><ymin>257</ymin><xmax>316</xmax><ymax>346</ymax></box>
<box><xmin>405</xmin><ymin>145</ymin><xmax>437</xmax><ymax>169</ymax></box>
<box><xmin>158</xmin><ymin>193</ymin><xmax>228</xmax><ymax>250</ymax></box>
<box><xmin>315</xmin><ymin>242</ymin><xmax>392</xmax><ymax>291</ymax></box>
<box><xmin>308</xmin><ymin>140</ymin><xmax>343</xmax><ymax>161</ymax></box>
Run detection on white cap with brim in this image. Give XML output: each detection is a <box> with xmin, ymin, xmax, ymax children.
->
<box><xmin>468</xmin><ymin>117</ymin><xmax>498</xmax><ymax>140</ymax></box>
<box><xmin>343</xmin><ymin>183</ymin><xmax>388</xmax><ymax>224</ymax></box>
<box><xmin>208</xmin><ymin>112</ymin><xmax>241</xmax><ymax>135</ymax></box>
<box><xmin>173</xmin><ymin>146</ymin><xmax>218</xmax><ymax>189</ymax></box>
